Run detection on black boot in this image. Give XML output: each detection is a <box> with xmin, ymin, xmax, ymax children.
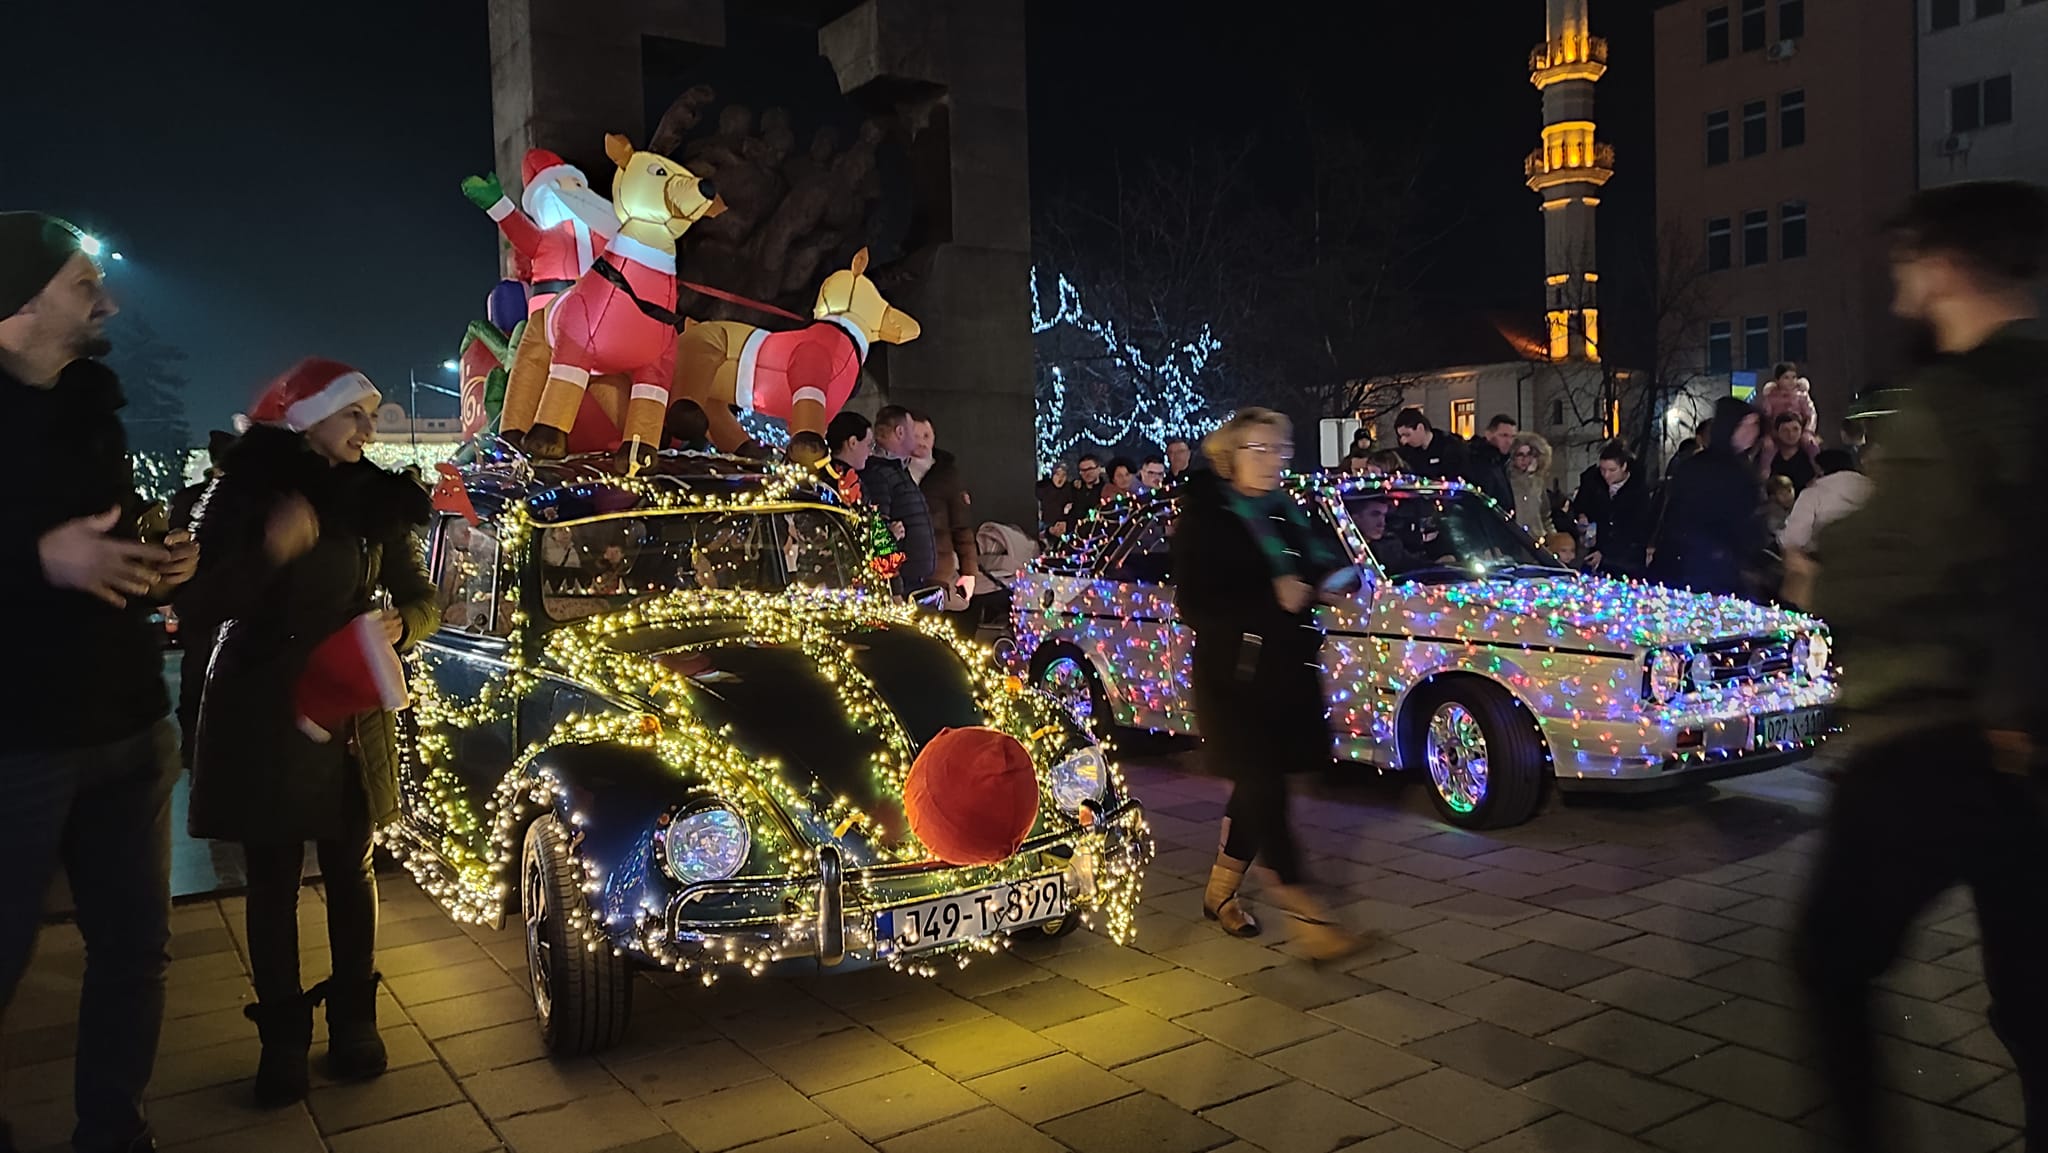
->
<box><xmin>317</xmin><ymin>973</ymin><xmax>388</xmax><ymax>1081</ymax></box>
<box><xmin>244</xmin><ymin>991</ymin><xmax>318</xmax><ymax>1107</ymax></box>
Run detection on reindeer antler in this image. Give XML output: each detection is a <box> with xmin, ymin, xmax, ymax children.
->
<box><xmin>649</xmin><ymin>84</ymin><xmax>717</xmax><ymax>156</ymax></box>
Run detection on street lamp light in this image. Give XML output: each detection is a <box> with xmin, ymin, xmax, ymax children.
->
<box><xmin>441</xmin><ymin>359</ymin><xmax>458</xmax><ymax>371</ymax></box>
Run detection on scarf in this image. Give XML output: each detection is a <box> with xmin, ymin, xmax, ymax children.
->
<box><xmin>1224</xmin><ymin>487</ymin><xmax>1339</xmax><ymax>581</ymax></box>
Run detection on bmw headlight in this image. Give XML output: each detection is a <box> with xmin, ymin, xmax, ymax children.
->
<box><xmin>1049</xmin><ymin>747</ymin><xmax>1108</xmax><ymax>815</ymax></box>
<box><xmin>658</xmin><ymin>803</ymin><xmax>751</xmax><ymax>883</ymax></box>
<box><xmin>1799</xmin><ymin>633</ymin><xmax>1830</xmax><ymax>679</ymax></box>
<box><xmin>1646</xmin><ymin>650</ymin><xmax>1686</xmax><ymax>704</ymax></box>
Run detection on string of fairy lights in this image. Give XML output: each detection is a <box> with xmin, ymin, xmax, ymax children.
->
<box><xmin>1013</xmin><ymin>471</ymin><xmax>1836</xmax><ymax>781</ymax></box>
<box><xmin>1029</xmin><ymin>269</ymin><xmax>1225</xmax><ymax>474</ymax></box>
<box><xmin>379</xmin><ymin>463</ymin><xmax>1150</xmax><ymax>982</ymax></box>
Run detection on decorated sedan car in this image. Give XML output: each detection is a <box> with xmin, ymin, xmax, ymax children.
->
<box><xmin>1011</xmin><ymin>474</ymin><xmax>1836</xmax><ymax>829</ymax></box>
<box><xmin>389</xmin><ymin>451</ymin><xmax>1149</xmax><ymax>1054</ymax></box>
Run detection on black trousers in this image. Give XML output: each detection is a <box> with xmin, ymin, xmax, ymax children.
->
<box><xmin>0</xmin><ymin>721</ymin><xmax>176</xmax><ymax>1152</ymax></box>
<box><xmin>1796</xmin><ymin>726</ymin><xmax>2048</xmax><ymax>1152</ymax></box>
<box><xmin>1220</xmin><ymin>768</ymin><xmax>1303</xmax><ymax>885</ymax></box>
<box><xmin>241</xmin><ymin>818</ymin><xmax>378</xmax><ymax>1006</ymax></box>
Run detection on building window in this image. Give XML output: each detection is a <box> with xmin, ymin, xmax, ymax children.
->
<box><xmin>1707</xmin><ymin>217</ymin><xmax>1733</xmax><ymax>271</ymax></box>
<box><xmin>1742</xmin><ymin>100</ymin><xmax>1768</xmax><ymax>157</ymax></box>
<box><xmin>1781</xmin><ymin>201</ymin><xmax>1808</xmax><ymax>259</ymax></box>
<box><xmin>1780</xmin><ymin>89</ymin><xmax>1806</xmax><ymax>147</ymax></box>
<box><xmin>1741</xmin><ymin>0</ymin><xmax>1768</xmax><ymax>49</ymax></box>
<box><xmin>1706</xmin><ymin>6</ymin><xmax>1731</xmax><ymax>59</ymax></box>
<box><xmin>1708</xmin><ymin>321</ymin><xmax>1734</xmax><ymax>374</ymax></box>
<box><xmin>1933</xmin><ymin>0</ymin><xmax>1962</xmax><ymax>28</ymax></box>
<box><xmin>1743</xmin><ymin>315</ymin><xmax>1771</xmax><ymax>369</ymax></box>
<box><xmin>1706</xmin><ymin>110</ymin><xmax>1731</xmax><ymax>165</ymax></box>
<box><xmin>1952</xmin><ymin>75</ymin><xmax>2014</xmax><ymax>131</ymax></box>
<box><xmin>1778</xmin><ymin>0</ymin><xmax>1805</xmax><ymax>37</ymax></box>
<box><xmin>1976</xmin><ymin>0</ymin><xmax>2006</xmax><ymax>14</ymax></box>
<box><xmin>1450</xmin><ymin>398</ymin><xmax>1477</xmax><ymax>440</ymax></box>
<box><xmin>1782</xmin><ymin>310</ymin><xmax>1808</xmax><ymax>363</ymax></box>
<box><xmin>1743</xmin><ymin>210</ymin><xmax>1770</xmax><ymax>266</ymax></box>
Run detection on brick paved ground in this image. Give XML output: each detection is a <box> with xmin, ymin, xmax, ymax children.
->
<box><xmin>2</xmin><ymin>756</ymin><xmax>2022</xmax><ymax>1153</ymax></box>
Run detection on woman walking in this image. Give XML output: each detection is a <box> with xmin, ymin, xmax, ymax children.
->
<box><xmin>181</xmin><ymin>359</ymin><xmax>437</xmax><ymax>1106</ymax></box>
<box><xmin>1504</xmin><ymin>431</ymin><xmax>1564</xmax><ymax>540</ymax></box>
<box><xmin>1171</xmin><ymin>408</ymin><xmax>1361</xmax><ymax>962</ymax></box>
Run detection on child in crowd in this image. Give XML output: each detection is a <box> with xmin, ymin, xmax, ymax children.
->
<box><xmin>1541</xmin><ymin>531</ymin><xmax>1578</xmax><ymax>569</ymax></box>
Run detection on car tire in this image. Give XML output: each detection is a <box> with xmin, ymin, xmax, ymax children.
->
<box><xmin>522</xmin><ymin>816</ymin><xmax>633</xmax><ymax>1055</ymax></box>
<box><xmin>1030</xmin><ymin>646</ymin><xmax>1112</xmax><ymax>738</ymax></box>
<box><xmin>1405</xmin><ymin>680</ymin><xmax>1547</xmax><ymax>829</ymax></box>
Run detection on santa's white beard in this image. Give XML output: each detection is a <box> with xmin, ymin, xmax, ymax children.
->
<box><xmin>534</xmin><ymin>184</ymin><xmax>620</xmax><ymax>238</ymax></box>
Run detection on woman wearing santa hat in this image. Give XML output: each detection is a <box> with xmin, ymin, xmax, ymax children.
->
<box><xmin>178</xmin><ymin>358</ymin><xmax>438</xmax><ymax>1107</ymax></box>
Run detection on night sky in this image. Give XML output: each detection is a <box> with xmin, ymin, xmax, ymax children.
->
<box><xmin>1</xmin><ymin>1</ymin><xmax>1651</xmax><ymax>437</ymax></box>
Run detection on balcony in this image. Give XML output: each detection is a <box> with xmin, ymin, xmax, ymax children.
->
<box><xmin>1525</xmin><ymin>141</ymin><xmax>1615</xmax><ymax>192</ymax></box>
<box><xmin>1530</xmin><ymin>35</ymin><xmax>1609</xmax><ymax>87</ymax></box>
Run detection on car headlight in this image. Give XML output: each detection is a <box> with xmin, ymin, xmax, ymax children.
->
<box><xmin>1646</xmin><ymin>650</ymin><xmax>1686</xmax><ymax>704</ymax></box>
<box><xmin>1800</xmin><ymin>633</ymin><xmax>1830</xmax><ymax>679</ymax></box>
<box><xmin>1049</xmin><ymin>747</ymin><xmax>1108</xmax><ymax>814</ymax></box>
<box><xmin>658</xmin><ymin>803</ymin><xmax>751</xmax><ymax>883</ymax></box>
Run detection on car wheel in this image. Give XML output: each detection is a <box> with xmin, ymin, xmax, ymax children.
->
<box><xmin>522</xmin><ymin>816</ymin><xmax>632</xmax><ymax>1055</ymax></box>
<box><xmin>1032</xmin><ymin>647</ymin><xmax>1111</xmax><ymax>737</ymax></box>
<box><xmin>1406</xmin><ymin>682</ymin><xmax>1547</xmax><ymax>829</ymax></box>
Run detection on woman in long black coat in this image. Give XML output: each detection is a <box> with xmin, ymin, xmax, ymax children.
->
<box><xmin>1170</xmin><ymin>409</ymin><xmax>1361</xmax><ymax>962</ymax></box>
<box><xmin>1653</xmin><ymin>395</ymin><xmax>1767</xmax><ymax>598</ymax></box>
<box><xmin>180</xmin><ymin>359</ymin><xmax>437</xmax><ymax>1106</ymax></box>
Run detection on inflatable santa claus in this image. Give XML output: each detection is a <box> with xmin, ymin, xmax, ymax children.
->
<box><xmin>462</xmin><ymin>149</ymin><xmax>620</xmax><ymax>317</ymax></box>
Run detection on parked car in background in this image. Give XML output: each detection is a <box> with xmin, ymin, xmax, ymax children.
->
<box><xmin>1010</xmin><ymin>474</ymin><xmax>1836</xmax><ymax>829</ymax></box>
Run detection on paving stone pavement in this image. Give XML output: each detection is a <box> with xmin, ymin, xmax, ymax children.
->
<box><xmin>2</xmin><ymin>755</ymin><xmax>2024</xmax><ymax>1153</ymax></box>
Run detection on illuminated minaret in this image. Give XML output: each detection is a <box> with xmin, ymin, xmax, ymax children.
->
<box><xmin>1527</xmin><ymin>0</ymin><xmax>1611</xmax><ymax>362</ymax></box>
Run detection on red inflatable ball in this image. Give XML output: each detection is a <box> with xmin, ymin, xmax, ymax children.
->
<box><xmin>903</xmin><ymin>727</ymin><xmax>1041</xmax><ymax>866</ymax></box>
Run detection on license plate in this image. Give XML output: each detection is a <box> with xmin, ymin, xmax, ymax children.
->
<box><xmin>876</xmin><ymin>875</ymin><xmax>1068</xmax><ymax>953</ymax></box>
<box><xmin>1756</xmin><ymin>707</ymin><xmax>1828</xmax><ymax>748</ymax></box>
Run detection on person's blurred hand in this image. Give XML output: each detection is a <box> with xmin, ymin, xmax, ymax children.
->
<box><xmin>39</xmin><ymin>507</ymin><xmax>167</xmax><ymax>607</ymax></box>
<box><xmin>378</xmin><ymin>608</ymin><xmax>405</xmax><ymax>647</ymax></box>
<box><xmin>1273</xmin><ymin>576</ymin><xmax>1312</xmax><ymax>613</ymax></box>
<box><xmin>265</xmin><ymin>495</ymin><xmax>320</xmax><ymax>564</ymax></box>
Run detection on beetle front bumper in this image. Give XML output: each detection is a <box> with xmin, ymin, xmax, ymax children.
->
<box><xmin>648</xmin><ymin>798</ymin><xmax>1151</xmax><ymax>973</ymax></box>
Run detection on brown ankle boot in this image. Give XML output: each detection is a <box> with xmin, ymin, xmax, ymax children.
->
<box><xmin>1202</xmin><ymin>853</ymin><xmax>1260</xmax><ymax>937</ymax></box>
<box><xmin>1272</xmin><ymin>884</ymin><xmax>1365</xmax><ymax>964</ymax></box>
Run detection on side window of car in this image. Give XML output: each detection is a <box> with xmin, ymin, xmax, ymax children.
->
<box><xmin>433</xmin><ymin>516</ymin><xmax>507</xmax><ymax>637</ymax></box>
<box><xmin>1107</xmin><ymin>508</ymin><xmax>1174</xmax><ymax>585</ymax></box>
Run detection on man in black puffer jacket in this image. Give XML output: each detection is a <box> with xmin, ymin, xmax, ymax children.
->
<box><xmin>858</xmin><ymin>405</ymin><xmax>934</xmax><ymax>591</ymax></box>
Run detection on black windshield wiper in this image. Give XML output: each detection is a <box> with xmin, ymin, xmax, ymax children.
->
<box><xmin>1390</xmin><ymin>565</ymin><xmax>1478</xmax><ymax>583</ymax></box>
<box><xmin>1488</xmin><ymin>563</ymin><xmax>1577</xmax><ymax>579</ymax></box>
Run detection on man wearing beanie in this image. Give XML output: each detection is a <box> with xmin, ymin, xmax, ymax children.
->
<box><xmin>0</xmin><ymin>212</ymin><xmax>197</xmax><ymax>1153</ymax></box>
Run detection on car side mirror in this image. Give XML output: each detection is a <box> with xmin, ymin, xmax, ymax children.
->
<box><xmin>911</xmin><ymin>584</ymin><xmax>947</xmax><ymax>610</ymax></box>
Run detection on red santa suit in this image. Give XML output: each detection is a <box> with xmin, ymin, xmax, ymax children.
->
<box><xmin>540</xmin><ymin>232</ymin><xmax>681</xmax><ymax>429</ymax></box>
<box><xmin>732</xmin><ymin>317</ymin><xmax>868</xmax><ymax>423</ymax></box>
<box><xmin>482</xmin><ymin>150</ymin><xmax>611</xmax><ymax>316</ymax></box>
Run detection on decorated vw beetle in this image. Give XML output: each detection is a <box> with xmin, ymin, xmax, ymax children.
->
<box><xmin>389</xmin><ymin>450</ymin><xmax>1149</xmax><ymax>1054</ymax></box>
<box><xmin>1011</xmin><ymin>474</ymin><xmax>1836</xmax><ymax>830</ymax></box>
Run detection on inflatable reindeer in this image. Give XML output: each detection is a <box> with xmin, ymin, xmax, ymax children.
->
<box><xmin>498</xmin><ymin>134</ymin><xmax>725</xmax><ymax>461</ymax></box>
<box><xmin>672</xmin><ymin>248</ymin><xmax>921</xmax><ymax>453</ymax></box>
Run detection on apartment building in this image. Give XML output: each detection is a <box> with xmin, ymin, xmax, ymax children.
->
<box><xmin>1920</xmin><ymin>0</ymin><xmax>2048</xmax><ymax>189</ymax></box>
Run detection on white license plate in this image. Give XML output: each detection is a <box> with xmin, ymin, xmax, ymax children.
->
<box><xmin>876</xmin><ymin>875</ymin><xmax>1068</xmax><ymax>953</ymax></box>
<box><xmin>1756</xmin><ymin>707</ymin><xmax>1828</xmax><ymax>748</ymax></box>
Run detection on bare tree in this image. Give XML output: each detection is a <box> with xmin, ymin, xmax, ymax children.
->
<box><xmin>1626</xmin><ymin>220</ymin><xmax>1721</xmax><ymax>469</ymax></box>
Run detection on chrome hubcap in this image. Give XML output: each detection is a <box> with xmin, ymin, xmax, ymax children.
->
<box><xmin>524</xmin><ymin>850</ymin><xmax>554</xmax><ymax>1024</ymax></box>
<box><xmin>1425</xmin><ymin>703</ymin><xmax>1490</xmax><ymax>814</ymax></box>
<box><xmin>1042</xmin><ymin>656</ymin><xmax>1097</xmax><ymax>732</ymax></box>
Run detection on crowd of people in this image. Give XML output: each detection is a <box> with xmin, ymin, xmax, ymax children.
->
<box><xmin>5</xmin><ymin>173</ymin><xmax>2045</xmax><ymax>1153</ymax></box>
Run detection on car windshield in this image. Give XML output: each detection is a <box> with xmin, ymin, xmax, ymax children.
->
<box><xmin>538</xmin><ymin>508</ymin><xmax>867</xmax><ymax>622</ymax></box>
<box><xmin>1343</xmin><ymin>491</ymin><xmax>1564</xmax><ymax>583</ymax></box>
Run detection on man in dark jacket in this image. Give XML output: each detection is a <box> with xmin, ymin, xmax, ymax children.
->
<box><xmin>1392</xmin><ymin>407</ymin><xmax>1470</xmax><ymax>482</ymax></box>
<box><xmin>1798</xmin><ymin>181</ymin><xmax>2048</xmax><ymax>1153</ymax></box>
<box><xmin>1468</xmin><ymin>413</ymin><xmax>1518</xmax><ymax>508</ymax></box>
<box><xmin>910</xmin><ymin>415</ymin><xmax>981</xmax><ymax>631</ymax></box>
<box><xmin>858</xmin><ymin>405</ymin><xmax>933</xmax><ymax>590</ymax></box>
<box><xmin>0</xmin><ymin>212</ymin><xmax>196</xmax><ymax>1153</ymax></box>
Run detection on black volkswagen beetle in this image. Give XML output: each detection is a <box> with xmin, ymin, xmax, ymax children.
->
<box><xmin>389</xmin><ymin>451</ymin><xmax>1150</xmax><ymax>1054</ymax></box>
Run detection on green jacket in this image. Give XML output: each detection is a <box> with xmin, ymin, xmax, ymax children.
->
<box><xmin>1812</xmin><ymin>320</ymin><xmax>2048</xmax><ymax>747</ymax></box>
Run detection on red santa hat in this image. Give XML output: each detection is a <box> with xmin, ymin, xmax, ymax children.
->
<box><xmin>520</xmin><ymin>148</ymin><xmax>585</xmax><ymax>220</ymax></box>
<box><xmin>295</xmin><ymin>613</ymin><xmax>410</xmax><ymax>743</ymax></box>
<box><xmin>250</xmin><ymin>357</ymin><xmax>380</xmax><ymax>433</ymax></box>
